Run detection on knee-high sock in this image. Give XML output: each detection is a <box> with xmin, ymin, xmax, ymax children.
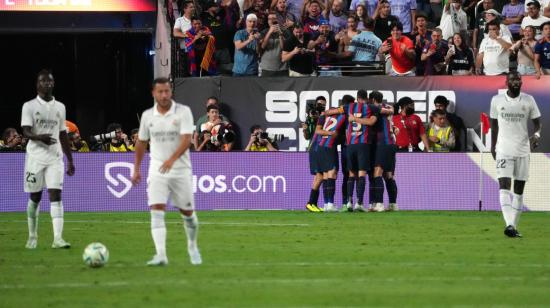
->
<box><xmin>322</xmin><ymin>180</ymin><xmax>329</xmax><ymax>204</ymax></box>
<box><xmin>499</xmin><ymin>190</ymin><xmax>514</xmax><ymax>227</ymax></box>
<box><xmin>342</xmin><ymin>173</ymin><xmax>349</xmax><ymax>204</ymax></box>
<box><xmin>308</xmin><ymin>189</ymin><xmax>320</xmax><ymax>205</ymax></box>
<box><xmin>356</xmin><ymin>176</ymin><xmax>366</xmax><ymax>205</ymax></box>
<box><xmin>182</xmin><ymin>212</ymin><xmax>199</xmax><ymax>249</ymax></box>
<box><xmin>368</xmin><ymin>175</ymin><xmax>375</xmax><ymax>205</ymax></box>
<box><xmin>385</xmin><ymin>178</ymin><xmax>398</xmax><ymax>204</ymax></box>
<box><xmin>347</xmin><ymin>177</ymin><xmax>355</xmax><ymax>204</ymax></box>
<box><xmin>27</xmin><ymin>200</ymin><xmax>39</xmax><ymax>238</ymax></box>
<box><xmin>326</xmin><ymin>179</ymin><xmax>336</xmax><ymax>203</ymax></box>
<box><xmin>50</xmin><ymin>201</ymin><xmax>64</xmax><ymax>240</ymax></box>
<box><xmin>511</xmin><ymin>193</ymin><xmax>523</xmax><ymax>228</ymax></box>
<box><xmin>150</xmin><ymin>210</ymin><xmax>167</xmax><ymax>258</ymax></box>
<box><xmin>373</xmin><ymin>176</ymin><xmax>385</xmax><ymax>203</ymax></box>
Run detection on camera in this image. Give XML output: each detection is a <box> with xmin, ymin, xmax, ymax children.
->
<box><xmin>306</xmin><ymin>100</ymin><xmax>325</xmax><ymax>118</ymax></box>
<box><xmin>256</xmin><ymin>132</ymin><xmax>285</xmax><ymax>142</ymax></box>
<box><xmin>91</xmin><ymin>131</ymin><xmax>116</xmax><ymax>143</ymax></box>
<box><xmin>209</xmin><ymin>123</ymin><xmax>235</xmax><ymax>144</ymax></box>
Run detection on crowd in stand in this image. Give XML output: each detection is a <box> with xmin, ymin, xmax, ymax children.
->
<box><xmin>167</xmin><ymin>0</ymin><xmax>550</xmax><ymax>77</ymax></box>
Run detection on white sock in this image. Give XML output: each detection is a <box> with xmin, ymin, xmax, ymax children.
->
<box><xmin>27</xmin><ymin>200</ymin><xmax>40</xmax><ymax>238</ymax></box>
<box><xmin>511</xmin><ymin>193</ymin><xmax>523</xmax><ymax>228</ymax></box>
<box><xmin>50</xmin><ymin>201</ymin><xmax>64</xmax><ymax>241</ymax></box>
<box><xmin>499</xmin><ymin>190</ymin><xmax>514</xmax><ymax>227</ymax></box>
<box><xmin>150</xmin><ymin>210</ymin><xmax>167</xmax><ymax>258</ymax></box>
<box><xmin>182</xmin><ymin>212</ymin><xmax>199</xmax><ymax>250</ymax></box>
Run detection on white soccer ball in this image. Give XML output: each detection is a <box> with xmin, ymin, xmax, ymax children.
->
<box><xmin>83</xmin><ymin>242</ymin><xmax>109</xmax><ymax>268</ymax></box>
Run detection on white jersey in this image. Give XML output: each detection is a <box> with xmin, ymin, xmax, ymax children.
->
<box><xmin>138</xmin><ymin>101</ymin><xmax>194</xmax><ymax>178</ymax></box>
<box><xmin>479</xmin><ymin>35</ymin><xmax>512</xmax><ymax>76</ymax></box>
<box><xmin>21</xmin><ymin>96</ymin><xmax>67</xmax><ymax>164</ymax></box>
<box><xmin>490</xmin><ymin>92</ymin><xmax>541</xmax><ymax>157</ymax></box>
<box><xmin>521</xmin><ymin>15</ymin><xmax>550</xmax><ymax>40</ymax></box>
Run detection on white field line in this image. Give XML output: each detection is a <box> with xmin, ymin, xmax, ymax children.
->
<box><xmin>1</xmin><ymin>276</ymin><xmax>549</xmax><ymax>290</ymax></box>
<box><xmin>0</xmin><ymin>219</ymin><xmax>310</xmax><ymax>227</ymax></box>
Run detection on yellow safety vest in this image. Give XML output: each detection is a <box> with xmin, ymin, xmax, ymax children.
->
<box><xmin>428</xmin><ymin>125</ymin><xmax>452</xmax><ymax>152</ymax></box>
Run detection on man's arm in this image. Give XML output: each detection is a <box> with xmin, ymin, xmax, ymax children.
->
<box><xmin>173</xmin><ymin>27</ymin><xmax>186</xmax><ymax>38</ymax></box>
<box><xmin>490</xmin><ymin>118</ymin><xmax>499</xmax><ymax>160</ymax></box>
<box><xmin>282</xmin><ymin>47</ymin><xmax>300</xmax><ymax>62</ymax></box>
<box><xmin>131</xmin><ymin>139</ymin><xmax>148</xmax><ymax>185</ymax></box>
<box><xmin>21</xmin><ymin>126</ymin><xmax>57</xmax><ymax>145</ymax></box>
<box><xmin>443</xmin><ymin>129</ymin><xmax>456</xmax><ymax>149</ymax></box>
<box><xmin>159</xmin><ymin>134</ymin><xmax>192</xmax><ymax>173</ymax></box>
<box><xmin>530</xmin><ymin>117</ymin><xmax>542</xmax><ymax>149</ymax></box>
<box><xmin>495</xmin><ymin>37</ymin><xmax>512</xmax><ymax>50</ymax></box>
<box><xmin>349</xmin><ymin>115</ymin><xmax>378</xmax><ymax>126</ymax></box>
<box><xmin>59</xmin><ymin>130</ymin><xmax>75</xmax><ymax>176</ymax></box>
<box><xmin>420</xmin><ymin>132</ymin><xmax>430</xmax><ymax>152</ymax></box>
<box><xmin>315</xmin><ymin>125</ymin><xmax>338</xmax><ymax>136</ymax></box>
<box><xmin>475</xmin><ymin>51</ymin><xmax>484</xmax><ymax>74</ymax></box>
<box><xmin>534</xmin><ymin>53</ymin><xmax>542</xmax><ymax>79</ymax></box>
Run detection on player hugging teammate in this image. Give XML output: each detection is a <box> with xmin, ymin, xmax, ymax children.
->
<box><xmin>307</xmin><ymin>90</ymin><xmax>398</xmax><ymax>212</ymax></box>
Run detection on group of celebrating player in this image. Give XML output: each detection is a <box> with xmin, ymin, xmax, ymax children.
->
<box><xmin>305</xmin><ymin>90</ymin><xmax>400</xmax><ymax>214</ymax></box>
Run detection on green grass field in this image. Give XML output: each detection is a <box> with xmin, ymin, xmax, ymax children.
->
<box><xmin>1</xmin><ymin>211</ymin><xmax>550</xmax><ymax>307</ymax></box>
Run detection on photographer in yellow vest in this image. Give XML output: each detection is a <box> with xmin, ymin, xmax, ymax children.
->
<box><xmin>428</xmin><ymin>109</ymin><xmax>455</xmax><ymax>152</ymax></box>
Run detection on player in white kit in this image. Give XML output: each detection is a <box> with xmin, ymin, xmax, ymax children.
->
<box><xmin>490</xmin><ymin>71</ymin><xmax>542</xmax><ymax>238</ymax></box>
<box><xmin>131</xmin><ymin>77</ymin><xmax>201</xmax><ymax>266</ymax></box>
<box><xmin>21</xmin><ymin>70</ymin><xmax>75</xmax><ymax>249</ymax></box>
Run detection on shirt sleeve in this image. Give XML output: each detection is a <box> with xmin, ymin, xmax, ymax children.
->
<box><xmin>138</xmin><ymin>112</ymin><xmax>150</xmax><ymax>141</ymax></box>
<box><xmin>59</xmin><ymin>104</ymin><xmax>67</xmax><ymax>132</ymax></box>
<box><xmin>534</xmin><ymin>42</ymin><xmax>543</xmax><ymax>55</ymax></box>
<box><xmin>180</xmin><ymin>107</ymin><xmax>195</xmax><ymax>135</ymax></box>
<box><xmin>489</xmin><ymin>96</ymin><xmax>498</xmax><ymax>119</ymax></box>
<box><xmin>529</xmin><ymin>96</ymin><xmax>542</xmax><ymax>119</ymax></box>
<box><xmin>21</xmin><ymin>103</ymin><xmax>33</xmax><ymax>127</ymax></box>
<box><xmin>416</xmin><ymin>115</ymin><xmax>426</xmax><ymax>134</ymax></box>
<box><xmin>479</xmin><ymin>39</ymin><xmax>487</xmax><ymax>53</ymax></box>
<box><xmin>234</xmin><ymin>30</ymin><xmax>245</xmax><ymax>42</ymax></box>
<box><xmin>410</xmin><ymin>0</ymin><xmax>417</xmax><ymax>10</ymax></box>
<box><xmin>405</xmin><ymin>37</ymin><xmax>414</xmax><ymax>49</ymax></box>
<box><xmin>174</xmin><ymin>18</ymin><xmax>181</xmax><ymax>29</ymax></box>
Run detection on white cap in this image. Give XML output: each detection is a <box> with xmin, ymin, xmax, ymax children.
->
<box><xmin>246</xmin><ymin>13</ymin><xmax>258</xmax><ymax>21</ymax></box>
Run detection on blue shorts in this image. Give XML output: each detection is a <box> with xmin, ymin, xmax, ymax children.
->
<box><xmin>346</xmin><ymin>144</ymin><xmax>371</xmax><ymax>172</ymax></box>
<box><xmin>317</xmin><ymin>147</ymin><xmax>339</xmax><ymax>173</ymax></box>
<box><xmin>374</xmin><ymin>144</ymin><xmax>397</xmax><ymax>172</ymax></box>
<box><xmin>340</xmin><ymin>145</ymin><xmax>348</xmax><ymax>173</ymax></box>
<box><xmin>309</xmin><ymin>148</ymin><xmax>322</xmax><ymax>175</ymax></box>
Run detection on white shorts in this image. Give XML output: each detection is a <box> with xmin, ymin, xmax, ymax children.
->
<box><xmin>495</xmin><ymin>154</ymin><xmax>530</xmax><ymax>181</ymax></box>
<box><xmin>147</xmin><ymin>173</ymin><xmax>194</xmax><ymax>210</ymax></box>
<box><xmin>24</xmin><ymin>157</ymin><xmax>64</xmax><ymax>193</ymax></box>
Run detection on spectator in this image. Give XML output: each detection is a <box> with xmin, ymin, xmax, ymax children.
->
<box><xmin>201</xmin><ymin>1</ymin><xmax>234</xmax><ymax>75</ymax></box>
<box><xmin>392</xmin><ymin>97</ymin><xmax>430</xmax><ymax>152</ymax></box>
<box><xmin>379</xmin><ymin>21</ymin><xmax>416</xmax><ymax>76</ymax></box>
<box><xmin>502</xmin><ymin>0</ymin><xmax>525</xmax><ymax>41</ymax></box>
<box><xmin>310</xmin><ymin>20</ymin><xmax>340</xmax><ymax>75</ymax></box>
<box><xmin>463</xmin><ymin>0</ymin><xmax>478</xmax><ymax>30</ymax></box>
<box><xmin>427</xmin><ymin>109</ymin><xmax>455</xmax><ymax>152</ymax></box>
<box><xmin>282</xmin><ymin>23</ymin><xmax>316</xmax><ymax>76</ymax></box>
<box><xmin>260</xmin><ymin>12</ymin><xmax>289</xmax><ymax>76</ymax></box>
<box><xmin>534</xmin><ymin>21</ymin><xmax>550</xmax><ymax>78</ymax></box>
<box><xmin>243</xmin><ymin>0</ymin><xmax>269</xmax><ymax>31</ymax></box>
<box><xmin>388</xmin><ymin>0</ymin><xmax>417</xmax><ymax>34</ymax></box>
<box><xmin>345</xmin><ymin>17</ymin><xmax>382</xmax><ymax>63</ymax></box>
<box><xmin>127</xmin><ymin>128</ymin><xmax>139</xmax><ymax>151</ymax></box>
<box><xmin>272</xmin><ymin>0</ymin><xmax>299</xmax><ymax>34</ymax></box>
<box><xmin>337</xmin><ymin>16</ymin><xmax>361</xmax><ymax>57</ymax></box>
<box><xmin>324</xmin><ymin>0</ymin><xmax>348</xmax><ymax>33</ymax></box>
<box><xmin>233</xmin><ymin>14</ymin><xmax>261</xmax><ymax>76</ymax></box>
<box><xmin>524</xmin><ymin>0</ymin><xmax>550</xmax><ymax>17</ymax></box>
<box><xmin>104</xmin><ymin>123</ymin><xmax>131</xmax><ymax>152</ymax></box>
<box><xmin>429</xmin><ymin>0</ymin><xmax>442</xmax><ymax>26</ymax></box>
<box><xmin>185</xmin><ymin>18</ymin><xmax>218</xmax><ymax>77</ymax></box>
<box><xmin>355</xmin><ymin>4</ymin><xmax>368</xmax><ymax>30</ymax></box>
<box><xmin>445</xmin><ymin>32</ymin><xmax>475</xmax><ymax>75</ymax></box>
<box><xmin>68</xmin><ymin>132</ymin><xmax>90</xmax><ymax>152</ymax></box>
<box><xmin>434</xmin><ymin>95</ymin><xmax>465</xmax><ymax>151</ymax></box>
<box><xmin>220</xmin><ymin>0</ymin><xmax>241</xmax><ymax>52</ymax></box>
<box><xmin>421</xmin><ymin>28</ymin><xmax>449</xmax><ymax>75</ymax></box>
<box><xmin>196</xmin><ymin>104</ymin><xmax>235</xmax><ymax>151</ymax></box>
<box><xmin>411</xmin><ymin>14</ymin><xmax>432</xmax><ymax>76</ymax></box>
<box><xmin>483</xmin><ymin>9</ymin><xmax>513</xmax><ymax>40</ymax></box>
<box><xmin>473</xmin><ymin>0</ymin><xmax>495</xmax><ymax>52</ymax></box>
<box><xmin>302</xmin><ymin>0</ymin><xmax>326</xmax><ymax>34</ymax></box>
<box><xmin>1</xmin><ymin>128</ymin><xmax>24</xmax><ymax>151</ymax></box>
<box><xmin>349</xmin><ymin>0</ymin><xmax>378</xmax><ymax>17</ymax></box>
<box><xmin>245</xmin><ymin>125</ymin><xmax>279</xmax><ymax>151</ymax></box>
<box><xmin>194</xmin><ymin>97</ymin><xmax>228</xmax><ymax>148</ymax></box>
<box><xmin>173</xmin><ymin>1</ymin><xmax>196</xmax><ymax>76</ymax></box>
<box><xmin>440</xmin><ymin>0</ymin><xmax>468</xmax><ymax>41</ymax></box>
<box><xmin>476</xmin><ymin>20</ymin><xmax>513</xmax><ymax>75</ymax></box>
<box><xmin>373</xmin><ymin>0</ymin><xmax>399</xmax><ymax>42</ymax></box>
<box><xmin>521</xmin><ymin>0</ymin><xmax>550</xmax><ymax>39</ymax></box>
<box><xmin>510</xmin><ymin>25</ymin><xmax>537</xmax><ymax>75</ymax></box>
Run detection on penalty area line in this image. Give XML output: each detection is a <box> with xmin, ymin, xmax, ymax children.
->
<box><xmin>0</xmin><ymin>219</ymin><xmax>310</xmax><ymax>227</ymax></box>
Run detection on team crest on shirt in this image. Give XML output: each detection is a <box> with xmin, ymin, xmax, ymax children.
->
<box><xmin>501</xmin><ymin>107</ymin><xmax>505</xmax><ymax>111</ymax></box>
<box><xmin>521</xmin><ymin>106</ymin><xmax>526</xmax><ymax>112</ymax></box>
<box><xmin>35</xmin><ymin>111</ymin><xmax>40</xmax><ymax>116</ymax></box>
<box><xmin>172</xmin><ymin>119</ymin><xmax>180</xmax><ymax>126</ymax></box>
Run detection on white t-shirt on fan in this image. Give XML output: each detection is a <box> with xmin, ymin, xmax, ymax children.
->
<box><xmin>479</xmin><ymin>35</ymin><xmax>512</xmax><ymax>75</ymax></box>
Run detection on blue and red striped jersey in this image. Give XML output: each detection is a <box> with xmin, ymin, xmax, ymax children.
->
<box><xmin>373</xmin><ymin>103</ymin><xmax>395</xmax><ymax>145</ymax></box>
<box><xmin>309</xmin><ymin>115</ymin><xmax>325</xmax><ymax>151</ymax></box>
<box><xmin>317</xmin><ymin>112</ymin><xmax>347</xmax><ymax>149</ymax></box>
<box><xmin>343</xmin><ymin>102</ymin><xmax>380</xmax><ymax>145</ymax></box>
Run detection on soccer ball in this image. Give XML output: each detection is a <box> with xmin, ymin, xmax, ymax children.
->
<box><xmin>83</xmin><ymin>242</ymin><xmax>109</xmax><ymax>268</ymax></box>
